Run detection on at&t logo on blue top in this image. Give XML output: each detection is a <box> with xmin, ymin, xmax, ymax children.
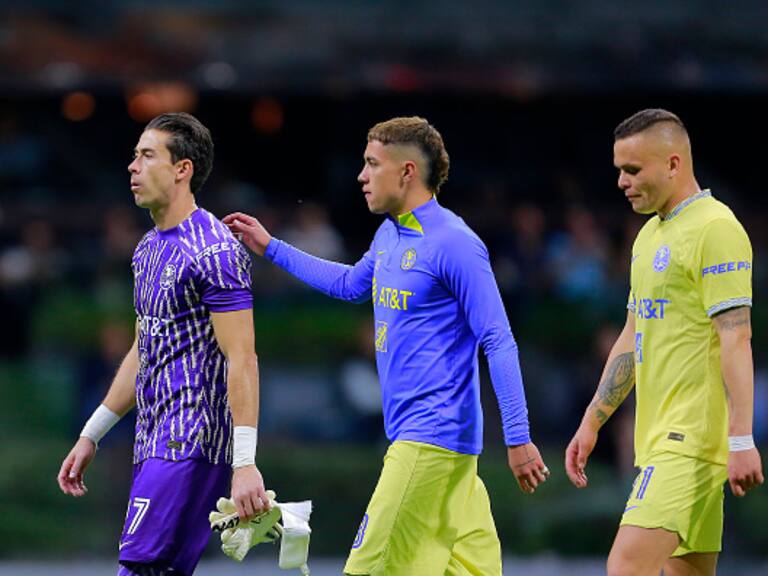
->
<box><xmin>653</xmin><ymin>245</ymin><xmax>671</xmax><ymax>272</ymax></box>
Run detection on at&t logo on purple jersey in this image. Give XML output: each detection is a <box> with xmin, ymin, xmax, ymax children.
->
<box><xmin>138</xmin><ymin>314</ymin><xmax>172</xmax><ymax>337</ymax></box>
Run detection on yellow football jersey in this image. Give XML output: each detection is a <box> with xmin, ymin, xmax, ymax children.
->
<box><xmin>628</xmin><ymin>190</ymin><xmax>752</xmax><ymax>466</ymax></box>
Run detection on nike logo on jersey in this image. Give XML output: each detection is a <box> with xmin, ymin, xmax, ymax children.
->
<box><xmin>119</xmin><ymin>541</ymin><xmax>132</xmax><ymax>550</ymax></box>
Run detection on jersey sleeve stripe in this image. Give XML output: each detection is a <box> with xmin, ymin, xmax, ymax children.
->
<box><xmin>706</xmin><ymin>297</ymin><xmax>753</xmax><ymax>317</ymax></box>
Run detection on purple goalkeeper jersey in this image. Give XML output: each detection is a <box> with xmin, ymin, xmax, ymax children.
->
<box><xmin>131</xmin><ymin>207</ymin><xmax>253</xmax><ymax>465</ymax></box>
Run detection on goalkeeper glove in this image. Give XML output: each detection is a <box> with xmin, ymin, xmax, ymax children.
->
<box><xmin>209</xmin><ymin>491</ymin><xmax>282</xmax><ymax>562</ymax></box>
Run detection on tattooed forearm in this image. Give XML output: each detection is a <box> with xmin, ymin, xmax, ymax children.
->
<box><xmin>588</xmin><ymin>351</ymin><xmax>636</xmax><ymax>425</ymax></box>
<box><xmin>713</xmin><ymin>306</ymin><xmax>751</xmax><ymax>332</ymax></box>
<box><xmin>594</xmin><ymin>407</ymin><xmax>609</xmax><ymax>425</ymax></box>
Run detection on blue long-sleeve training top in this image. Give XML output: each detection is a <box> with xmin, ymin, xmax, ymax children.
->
<box><xmin>265</xmin><ymin>197</ymin><xmax>530</xmax><ymax>454</ymax></box>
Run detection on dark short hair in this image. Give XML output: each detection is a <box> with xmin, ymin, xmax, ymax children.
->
<box><xmin>614</xmin><ymin>109</ymin><xmax>687</xmax><ymax>141</ymax></box>
<box><xmin>145</xmin><ymin>112</ymin><xmax>214</xmax><ymax>195</ymax></box>
<box><xmin>367</xmin><ymin>116</ymin><xmax>450</xmax><ymax>193</ymax></box>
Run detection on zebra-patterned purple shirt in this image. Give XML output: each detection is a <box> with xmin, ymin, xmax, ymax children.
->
<box><xmin>131</xmin><ymin>208</ymin><xmax>253</xmax><ymax>465</ymax></box>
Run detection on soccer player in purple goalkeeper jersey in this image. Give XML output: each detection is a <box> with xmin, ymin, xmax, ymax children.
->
<box><xmin>57</xmin><ymin>112</ymin><xmax>269</xmax><ymax>576</ymax></box>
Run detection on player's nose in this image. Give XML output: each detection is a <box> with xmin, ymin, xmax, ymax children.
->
<box><xmin>617</xmin><ymin>172</ymin><xmax>630</xmax><ymax>190</ymax></box>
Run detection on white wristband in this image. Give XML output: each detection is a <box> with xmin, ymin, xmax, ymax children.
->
<box><xmin>232</xmin><ymin>426</ymin><xmax>258</xmax><ymax>468</ymax></box>
<box><xmin>80</xmin><ymin>404</ymin><xmax>121</xmax><ymax>446</ymax></box>
<box><xmin>729</xmin><ymin>435</ymin><xmax>756</xmax><ymax>452</ymax></box>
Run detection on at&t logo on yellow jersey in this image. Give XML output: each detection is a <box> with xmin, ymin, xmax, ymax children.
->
<box><xmin>632</xmin><ymin>297</ymin><xmax>670</xmax><ymax>320</ymax></box>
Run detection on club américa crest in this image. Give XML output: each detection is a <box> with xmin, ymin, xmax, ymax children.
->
<box><xmin>653</xmin><ymin>245</ymin><xmax>671</xmax><ymax>272</ymax></box>
<box><xmin>401</xmin><ymin>248</ymin><xmax>417</xmax><ymax>270</ymax></box>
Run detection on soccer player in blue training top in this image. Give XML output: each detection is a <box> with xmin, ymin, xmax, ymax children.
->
<box><xmin>565</xmin><ymin>109</ymin><xmax>764</xmax><ymax>576</ymax></box>
<box><xmin>57</xmin><ymin>112</ymin><xmax>269</xmax><ymax>576</ymax></box>
<box><xmin>224</xmin><ymin>116</ymin><xmax>549</xmax><ymax>576</ymax></box>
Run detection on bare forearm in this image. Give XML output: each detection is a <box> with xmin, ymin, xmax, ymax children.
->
<box><xmin>714</xmin><ymin>307</ymin><xmax>754</xmax><ymax>436</ymax></box>
<box><xmin>227</xmin><ymin>353</ymin><xmax>260</xmax><ymax>427</ymax></box>
<box><xmin>102</xmin><ymin>340</ymin><xmax>139</xmax><ymax>416</ymax></box>
<box><xmin>720</xmin><ymin>335</ymin><xmax>754</xmax><ymax>437</ymax></box>
<box><xmin>722</xmin><ymin>340</ymin><xmax>754</xmax><ymax>436</ymax></box>
<box><xmin>211</xmin><ymin>310</ymin><xmax>260</xmax><ymax>427</ymax></box>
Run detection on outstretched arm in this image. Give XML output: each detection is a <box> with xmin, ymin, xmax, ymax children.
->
<box><xmin>565</xmin><ymin>311</ymin><xmax>636</xmax><ymax>488</ymax></box>
<box><xmin>224</xmin><ymin>211</ymin><xmax>373</xmax><ymax>302</ymax></box>
<box><xmin>713</xmin><ymin>306</ymin><xmax>764</xmax><ymax>497</ymax></box>
<box><xmin>58</xmin><ymin>323</ymin><xmax>139</xmax><ymax>497</ymax></box>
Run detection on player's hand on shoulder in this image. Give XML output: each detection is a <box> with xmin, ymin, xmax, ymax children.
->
<box><xmin>231</xmin><ymin>464</ymin><xmax>270</xmax><ymax>520</ymax></box>
<box><xmin>728</xmin><ymin>447</ymin><xmax>764</xmax><ymax>497</ymax></box>
<box><xmin>57</xmin><ymin>436</ymin><xmax>97</xmax><ymax>497</ymax></box>
<box><xmin>507</xmin><ymin>442</ymin><xmax>550</xmax><ymax>494</ymax></box>
<box><xmin>222</xmin><ymin>212</ymin><xmax>272</xmax><ymax>257</ymax></box>
<box><xmin>565</xmin><ymin>425</ymin><xmax>598</xmax><ymax>489</ymax></box>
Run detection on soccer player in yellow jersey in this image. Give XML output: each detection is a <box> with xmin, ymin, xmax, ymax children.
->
<box><xmin>565</xmin><ymin>108</ymin><xmax>764</xmax><ymax>576</ymax></box>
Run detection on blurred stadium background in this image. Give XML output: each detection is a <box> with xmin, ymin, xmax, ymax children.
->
<box><xmin>1</xmin><ymin>1</ymin><xmax>767</xmax><ymax>574</ymax></box>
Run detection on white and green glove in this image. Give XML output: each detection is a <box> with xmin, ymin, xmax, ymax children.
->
<box><xmin>209</xmin><ymin>490</ymin><xmax>282</xmax><ymax>562</ymax></box>
<box><xmin>209</xmin><ymin>490</ymin><xmax>313</xmax><ymax>574</ymax></box>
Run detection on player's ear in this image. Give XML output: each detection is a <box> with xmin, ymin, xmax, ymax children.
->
<box><xmin>401</xmin><ymin>160</ymin><xmax>417</xmax><ymax>184</ymax></box>
<box><xmin>668</xmin><ymin>154</ymin><xmax>681</xmax><ymax>178</ymax></box>
<box><xmin>176</xmin><ymin>159</ymin><xmax>194</xmax><ymax>183</ymax></box>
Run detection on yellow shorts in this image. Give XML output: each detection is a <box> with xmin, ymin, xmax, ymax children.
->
<box><xmin>620</xmin><ymin>451</ymin><xmax>728</xmax><ymax>556</ymax></box>
<box><xmin>343</xmin><ymin>440</ymin><xmax>501</xmax><ymax>576</ymax></box>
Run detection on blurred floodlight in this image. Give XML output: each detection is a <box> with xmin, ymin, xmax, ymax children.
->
<box><xmin>202</xmin><ymin>61</ymin><xmax>237</xmax><ymax>89</ymax></box>
<box><xmin>251</xmin><ymin>97</ymin><xmax>284</xmax><ymax>135</ymax></box>
<box><xmin>62</xmin><ymin>91</ymin><xmax>95</xmax><ymax>122</ymax></box>
<box><xmin>126</xmin><ymin>82</ymin><xmax>198</xmax><ymax>122</ymax></box>
<box><xmin>40</xmin><ymin>62</ymin><xmax>84</xmax><ymax>89</ymax></box>
<box><xmin>384</xmin><ymin>64</ymin><xmax>422</xmax><ymax>92</ymax></box>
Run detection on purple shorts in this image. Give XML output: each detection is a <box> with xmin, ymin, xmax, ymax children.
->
<box><xmin>117</xmin><ymin>458</ymin><xmax>230</xmax><ymax>576</ymax></box>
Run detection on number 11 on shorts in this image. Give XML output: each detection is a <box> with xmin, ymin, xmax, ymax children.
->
<box><xmin>635</xmin><ymin>466</ymin><xmax>654</xmax><ymax>500</ymax></box>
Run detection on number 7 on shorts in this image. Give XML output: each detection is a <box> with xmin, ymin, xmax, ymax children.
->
<box><xmin>127</xmin><ymin>497</ymin><xmax>151</xmax><ymax>535</ymax></box>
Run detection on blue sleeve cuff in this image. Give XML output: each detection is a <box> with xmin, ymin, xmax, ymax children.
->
<box><xmin>487</xmin><ymin>347</ymin><xmax>530</xmax><ymax>446</ymax></box>
<box><xmin>505</xmin><ymin>428</ymin><xmax>532</xmax><ymax>446</ymax></box>
<box><xmin>264</xmin><ymin>237</ymin><xmax>281</xmax><ymax>261</ymax></box>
